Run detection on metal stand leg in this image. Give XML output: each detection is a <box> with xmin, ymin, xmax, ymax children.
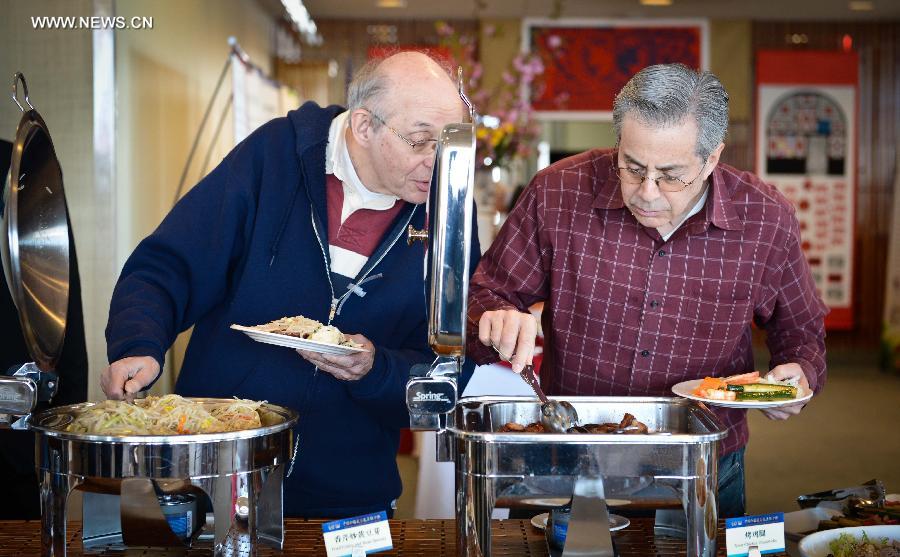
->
<box><xmin>41</xmin><ymin>471</ymin><xmax>82</xmax><ymax>557</ymax></box>
<box><xmin>255</xmin><ymin>466</ymin><xmax>284</xmax><ymax>549</ymax></box>
<box><xmin>457</xmin><ymin>470</ymin><xmax>495</xmax><ymax>557</ymax></box>
<box><xmin>684</xmin><ymin>477</ymin><xmax>716</xmax><ymax>557</ymax></box>
<box><xmin>563</xmin><ymin>477</ymin><xmax>614</xmax><ymax>557</ymax></box>
<box><xmin>193</xmin><ymin>473</ymin><xmax>255</xmax><ymax>557</ymax></box>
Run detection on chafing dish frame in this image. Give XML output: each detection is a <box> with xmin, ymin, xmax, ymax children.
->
<box><xmin>445</xmin><ymin>395</ymin><xmax>727</xmax><ymax>557</ymax></box>
<box><xmin>405</xmin><ymin>117</ymin><xmax>476</xmax><ymax>429</ymax></box>
<box><xmin>30</xmin><ymin>399</ymin><xmax>298</xmax><ymax>556</ymax></box>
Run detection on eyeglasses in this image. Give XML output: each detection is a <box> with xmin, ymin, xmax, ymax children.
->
<box><xmin>362</xmin><ymin>108</ymin><xmax>438</xmax><ymax>155</ymax></box>
<box><xmin>360</xmin><ymin>66</ymin><xmax>478</xmax><ymax>156</ymax></box>
<box><xmin>615</xmin><ymin>159</ymin><xmax>708</xmax><ymax>193</ymax></box>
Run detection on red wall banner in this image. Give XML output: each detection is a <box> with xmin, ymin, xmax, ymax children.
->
<box><xmin>529</xmin><ymin>23</ymin><xmax>704</xmax><ymax>115</ymax></box>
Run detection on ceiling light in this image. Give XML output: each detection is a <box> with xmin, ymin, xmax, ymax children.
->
<box><xmin>376</xmin><ymin>0</ymin><xmax>407</xmax><ymax>7</ymax></box>
<box><xmin>640</xmin><ymin>0</ymin><xmax>674</xmax><ymax>5</ymax></box>
<box><xmin>849</xmin><ymin>0</ymin><xmax>874</xmax><ymax>10</ymax></box>
<box><xmin>280</xmin><ymin>0</ymin><xmax>322</xmax><ymax>45</ymax></box>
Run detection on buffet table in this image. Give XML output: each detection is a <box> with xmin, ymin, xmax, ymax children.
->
<box><xmin>0</xmin><ymin>518</ymin><xmax>789</xmax><ymax>556</ymax></box>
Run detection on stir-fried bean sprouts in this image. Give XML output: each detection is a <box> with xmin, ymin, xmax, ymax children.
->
<box><xmin>65</xmin><ymin>394</ymin><xmax>264</xmax><ymax>435</ymax></box>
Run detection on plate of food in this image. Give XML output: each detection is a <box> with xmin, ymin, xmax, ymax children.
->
<box><xmin>797</xmin><ymin>524</ymin><xmax>900</xmax><ymax>557</ymax></box>
<box><xmin>231</xmin><ymin>315</ymin><xmax>367</xmax><ymax>356</ymax></box>
<box><xmin>530</xmin><ymin>512</ymin><xmax>630</xmax><ymax>532</ymax></box>
<box><xmin>671</xmin><ymin>371</ymin><xmax>813</xmax><ymax>409</ymax></box>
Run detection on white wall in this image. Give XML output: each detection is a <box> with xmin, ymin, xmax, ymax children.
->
<box><xmin>113</xmin><ymin>0</ymin><xmax>275</xmax><ymax>394</ymax></box>
<box><xmin>1</xmin><ymin>0</ymin><xmax>277</xmax><ymax>401</ymax></box>
<box><xmin>0</xmin><ymin>0</ymin><xmax>105</xmax><ymax>399</ymax></box>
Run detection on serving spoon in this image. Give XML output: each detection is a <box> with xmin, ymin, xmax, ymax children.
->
<box><xmin>492</xmin><ymin>344</ymin><xmax>582</xmax><ymax>433</ymax></box>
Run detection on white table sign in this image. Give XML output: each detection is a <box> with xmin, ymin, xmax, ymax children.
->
<box><xmin>322</xmin><ymin>511</ymin><xmax>393</xmax><ymax>557</ymax></box>
<box><xmin>725</xmin><ymin>512</ymin><xmax>785</xmax><ymax>557</ymax></box>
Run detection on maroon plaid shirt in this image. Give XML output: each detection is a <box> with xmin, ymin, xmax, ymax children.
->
<box><xmin>467</xmin><ymin>149</ymin><xmax>827</xmax><ymax>456</ymax></box>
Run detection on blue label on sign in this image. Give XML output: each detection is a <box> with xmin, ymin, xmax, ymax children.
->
<box><xmin>725</xmin><ymin>513</ymin><xmax>784</xmax><ymax>529</ymax></box>
<box><xmin>322</xmin><ymin>511</ymin><xmax>389</xmax><ymax>533</ymax></box>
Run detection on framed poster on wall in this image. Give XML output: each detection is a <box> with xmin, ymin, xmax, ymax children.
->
<box><xmin>755</xmin><ymin>51</ymin><xmax>858</xmax><ymax>330</ymax></box>
<box><xmin>524</xmin><ymin>18</ymin><xmax>709</xmax><ymax>120</ymax></box>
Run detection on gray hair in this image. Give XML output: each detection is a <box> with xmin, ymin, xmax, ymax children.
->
<box><xmin>346</xmin><ymin>51</ymin><xmax>454</xmax><ymax>131</ymax></box>
<box><xmin>612</xmin><ymin>64</ymin><xmax>729</xmax><ymax>161</ymax></box>
<box><xmin>346</xmin><ymin>58</ymin><xmax>391</xmax><ymax>131</ymax></box>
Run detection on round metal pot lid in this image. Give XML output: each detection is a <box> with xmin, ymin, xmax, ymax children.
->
<box><xmin>1</xmin><ymin>73</ymin><xmax>70</xmax><ymax>372</ymax></box>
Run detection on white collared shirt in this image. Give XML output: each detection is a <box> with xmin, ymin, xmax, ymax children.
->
<box><xmin>325</xmin><ymin>112</ymin><xmax>401</xmax><ymax>279</ymax></box>
<box><xmin>325</xmin><ymin>111</ymin><xmax>399</xmax><ymax>224</ymax></box>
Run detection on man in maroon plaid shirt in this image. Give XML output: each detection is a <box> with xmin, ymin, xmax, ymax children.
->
<box><xmin>467</xmin><ymin>64</ymin><xmax>827</xmax><ymax>518</ymax></box>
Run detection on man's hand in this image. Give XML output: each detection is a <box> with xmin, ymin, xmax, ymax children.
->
<box><xmin>100</xmin><ymin>356</ymin><xmax>161</xmax><ymax>402</ymax></box>
<box><xmin>760</xmin><ymin>363</ymin><xmax>810</xmax><ymax>420</ymax></box>
<box><xmin>296</xmin><ymin>334</ymin><xmax>376</xmax><ymax>381</ymax></box>
<box><xmin>478</xmin><ymin>309</ymin><xmax>537</xmax><ymax>374</ymax></box>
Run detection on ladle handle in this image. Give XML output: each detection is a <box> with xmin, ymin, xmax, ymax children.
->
<box><xmin>519</xmin><ymin>364</ymin><xmax>550</xmax><ymax>404</ymax></box>
<box><xmin>12</xmin><ymin>72</ymin><xmax>34</xmax><ymax>113</ymax></box>
<box><xmin>491</xmin><ymin>343</ymin><xmax>548</xmax><ymax>403</ymax></box>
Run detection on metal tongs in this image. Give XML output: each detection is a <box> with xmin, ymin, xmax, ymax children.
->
<box><xmin>492</xmin><ymin>344</ymin><xmax>581</xmax><ymax>433</ymax></box>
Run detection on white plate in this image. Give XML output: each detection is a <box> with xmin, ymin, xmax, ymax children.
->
<box><xmin>230</xmin><ymin>324</ymin><xmax>367</xmax><ymax>356</ymax></box>
<box><xmin>671</xmin><ymin>379</ymin><xmax>813</xmax><ymax>409</ymax></box>
<box><xmin>784</xmin><ymin>507</ymin><xmax>842</xmax><ymax>540</ymax></box>
<box><xmin>797</xmin><ymin>524</ymin><xmax>900</xmax><ymax>557</ymax></box>
<box><xmin>530</xmin><ymin>512</ymin><xmax>630</xmax><ymax>532</ymax></box>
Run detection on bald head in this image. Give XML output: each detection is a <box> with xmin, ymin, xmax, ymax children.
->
<box><xmin>346</xmin><ymin>51</ymin><xmax>461</xmax><ymax>121</ymax></box>
<box><xmin>378</xmin><ymin>51</ymin><xmax>453</xmax><ymax>82</ymax></box>
<box><xmin>343</xmin><ymin>51</ymin><xmax>467</xmax><ymax>205</ymax></box>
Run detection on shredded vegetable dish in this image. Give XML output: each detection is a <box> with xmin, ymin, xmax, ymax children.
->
<box><xmin>65</xmin><ymin>394</ymin><xmax>265</xmax><ymax>435</ymax></box>
<box><xmin>827</xmin><ymin>532</ymin><xmax>900</xmax><ymax>557</ymax></box>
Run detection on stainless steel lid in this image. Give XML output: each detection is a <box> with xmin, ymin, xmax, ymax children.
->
<box><xmin>1</xmin><ymin>72</ymin><xmax>70</xmax><ymax>372</ymax></box>
<box><xmin>425</xmin><ymin>123</ymin><xmax>476</xmax><ymax>357</ymax></box>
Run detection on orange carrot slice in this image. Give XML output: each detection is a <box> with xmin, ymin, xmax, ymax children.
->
<box><xmin>724</xmin><ymin>371</ymin><xmax>760</xmax><ymax>385</ymax></box>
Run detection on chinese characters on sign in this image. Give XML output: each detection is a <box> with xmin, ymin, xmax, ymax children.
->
<box><xmin>322</xmin><ymin>511</ymin><xmax>393</xmax><ymax>557</ymax></box>
<box><xmin>725</xmin><ymin>512</ymin><xmax>785</xmax><ymax>557</ymax></box>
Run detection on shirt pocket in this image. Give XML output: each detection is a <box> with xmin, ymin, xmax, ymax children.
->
<box><xmin>671</xmin><ymin>281</ymin><xmax>754</xmax><ymax>360</ymax></box>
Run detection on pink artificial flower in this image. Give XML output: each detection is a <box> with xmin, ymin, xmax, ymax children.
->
<box><xmin>436</xmin><ymin>22</ymin><xmax>454</xmax><ymax>37</ymax></box>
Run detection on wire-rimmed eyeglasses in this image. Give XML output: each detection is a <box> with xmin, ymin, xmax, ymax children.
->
<box><xmin>360</xmin><ymin>66</ymin><xmax>478</xmax><ymax>155</ymax></box>
<box><xmin>615</xmin><ymin>159</ymin><xmax>708</xmax><ymax>193</ymax></box>
<box><xmin>362</xmin><ymin>109</ymin><xmax>438</xmax><ymax>155</ymax></box>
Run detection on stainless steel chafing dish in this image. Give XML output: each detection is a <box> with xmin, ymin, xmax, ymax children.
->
<box><xmin>1</xmin><ymin>73</ymin><xmax>298</xmax><ymax>556</ymax></box>
<box><xmin>32</xmin><ymin>399</ymin><xmax>297</xmax><ymax>555</ymax></box>
<box><xmin>405</xmin><ymin>71</ymin><xmax>728</xmax><ymax>556</ymax></box>
<box><xmin>449</xmin><ymin>396</ymin><xmax>726</xmax><ymax>557</ymax></box>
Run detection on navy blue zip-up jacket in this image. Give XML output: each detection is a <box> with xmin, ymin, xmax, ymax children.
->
<box><xmin>106</xmin><ymin>102</ymin><xmax>480</xmax><ymax>517</ymax></box>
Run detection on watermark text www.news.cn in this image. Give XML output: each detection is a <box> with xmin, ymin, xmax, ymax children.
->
<box><xmin>31</xmin><ymin>16</ymin><xmax>154</xmax><ymax>30</ymax></box>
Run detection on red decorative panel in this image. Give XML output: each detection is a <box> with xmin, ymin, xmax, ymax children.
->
<box><xmin>529</xmin><ymin>25</ymin><xmax>703</xmax><ymax>113</ymax></box>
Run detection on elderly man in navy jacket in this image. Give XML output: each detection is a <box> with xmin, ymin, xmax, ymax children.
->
<box><xmin>102</xmin><ymin>51</ymin><xmax>479</xmax><ymax>518</ymax></box>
